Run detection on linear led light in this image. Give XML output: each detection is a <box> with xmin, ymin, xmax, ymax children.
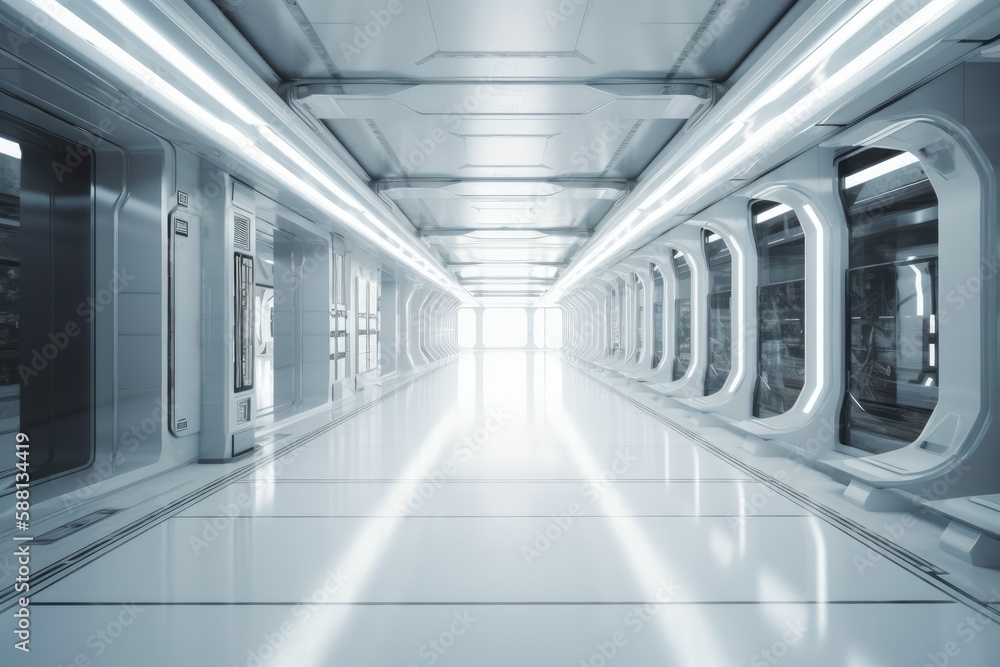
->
<box><xmin>31</xmin><ymin>1</ymin><xmax>245</xmax><ymax>143</ymax></box>
<box><xmin>27</xmin><ymin>1</ymin><xmax>472</xmax><ymax>304</ymax></box>
<box><xmin>800</xmin><ymin>205</ymin><xmax>826</xmax><ymax>415</ymax></box>
<box><xmin>258</xmin><ymin>126</ymin><xmax>360</xmax><ymax>212</ymax></box>
<box><xmin>545</xmin><ymin>0</ymin><xmax>964</xmax><ymax>305</ymax></box>
<box><xmin>734</xmin><ymin>0</ymin><xmax>901</xmax><ymax>126</ymax></box>
<box><xmin>910</xmin><ymin>264</ymin><xmax>926</xmax><ymax>317</ymax></box>
<box><xmin>755</xmin><ymin>203</ymin><xmax>793</xmax><ymax>224</ymax></box>
<box><xmin>636</xmin><ymin>121</ymin><xmax>746</xmax><ymax>212</ymax></box>
<box><xmin>0</xmin><ymin>136</ymin><xmax>20</xmax><ymax>160</ymax></box>
<box><xmin>93</xmin><ymin>0</ymin><xmax>261</xmax><ymax>126</ymax></box>
<box><xmin>844</xmin><ymin>151</ymin><xmax>921</xmax><ymax>189</ymax></box>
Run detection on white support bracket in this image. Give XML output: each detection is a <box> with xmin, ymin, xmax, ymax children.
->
<box><xmin>940</xmin><ymin>521</ymin><xmax>1000</xmax><ymax>568</ymax></box>
<box><xmin>843</xmin><ymin>480</ymin><xmax>912</xmax><ymax>512</ymax></box>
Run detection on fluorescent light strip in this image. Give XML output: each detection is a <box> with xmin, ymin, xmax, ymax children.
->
<box><xmin>635</xmin><ymin>0</ymin><xmax>891</xmax><ymax>214</ymax></box>
<box><xmin>553</xmin><ymin>0</ymin><xmax>960</xmax><ymax>302</ymax></box>
<box><xmin>755</xmin><ymin>203</ymin><xmax>793</xmax><ymax>224</ymax></box>
<box><xmin>0</xmin><ymin>136</ymin><xmax>20</xmax><ymax>160</ymax></box>
<box><xmin>258</xmin><ymin>127</ymin><xmax>358</xmax><ymax>212</ymax></box>
<box><xmin>844</xmin><ymin>151</ymin><xmax>921</xmax><ymax>189</ymax></box>
<box><xmin>738</xmin><ymin>0</ymin><xmax>897</xmax><ymax>120</ymax></box>
<box><xmin>93</xmin><ymin>0</ymin><xmax>261</xmax><ymax>126</ymax></box>
<box><xmin>639</xmin><ymin>120</ymin><xmax>745</xmax><ymax>210</ymax></box>
<box><xmin>29</xmin><ymin>1</ymin><xmax>470</xmax><ymax>302</ymax></box>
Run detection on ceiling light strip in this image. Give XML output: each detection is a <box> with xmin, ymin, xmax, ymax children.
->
<box><xmin>543</xmin><ymin>0</ymin><xmax>973</xmax><ymax>305</ymax></box>
<box><xmin>22</xmin><ymin>0</ymin><xmax>471</xmax><ymax>303</ymax></box>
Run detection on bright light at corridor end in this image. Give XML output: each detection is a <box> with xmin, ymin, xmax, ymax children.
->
<box><xmin>538</xmin><ymin>0</ymin><xmax>974</xmax><ymax>307</ymax></box>
<box><xmin>24</xmin><ymin>0</ymin><xmax>473</xmax><ymax>305</ymax></box>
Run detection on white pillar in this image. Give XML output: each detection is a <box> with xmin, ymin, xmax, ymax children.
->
<box><xmin>474</xmin><ymin>307</ymin><xmax>486</xmax><ymax>349</ymax></box>
<box><xmin>525</xmin><ymin>307</ymin><xmax>537</xmax><ymax>349</ymax></box>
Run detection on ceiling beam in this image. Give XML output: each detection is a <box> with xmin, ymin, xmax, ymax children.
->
<box><xmin>459</xmin><ymin>278</ymin><xmax>558</xmax><ymax>285</ymax></box>
<box><xmin>377</xmin><ymin>179</ymin><xmax>630</xmax><ymax>201</ymax></box>
<box><xmin>290</xmin><ymin>81</ymin><xmax>718</xmax><ymax>121</ymax></box>
<box><xmin>447</xmin><ymin>262</ymin><xmax>569</xmax><ymax>267</ymax></box>
<box><xmin>419</xmin><ymin>228</ymin><xmax>592</xmax><ymax>238</ymax></box>
<box><xmin>469</xmin><ymin>291</ymin><xmax>547</xmax><ymax>296</ymax></box>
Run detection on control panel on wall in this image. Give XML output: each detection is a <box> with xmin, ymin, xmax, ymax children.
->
<box><xmin>356</xmin><ymin>277</ymin><xmax>380</xmax><ymax>373</ymax></box>
<box><xmin>331</xmin><ymin>304</ymin><xmax>348</xmax><ymax>379</ymax></box>
<box><xmin>230</xmin><ymin>199</ymin><xmax>256</xmax><ymax>457</ymax></box>
<box><xmin>234</xmin><ymin>213</ymin><xmax>255</xmax><ymax>395</ymax></box>
<box><xmin>168</xmin><ymin>207</ymin><xmax>201</xmax><ymax>437</ymax></box>
<box><xmin>330</xmin><ymin>243</ymin><xmax>348</xmax><ymax>381</ymax></box>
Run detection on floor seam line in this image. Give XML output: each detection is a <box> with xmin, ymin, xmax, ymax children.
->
<box><xmin>563</xmin><ymin>357</ymin><xmax>1000</xmax><ymax>625</ymax></box>
<box><xmin>0</xmin><ymin>360</ymin><xmax>458</xmax><ymax>614</ymax></box>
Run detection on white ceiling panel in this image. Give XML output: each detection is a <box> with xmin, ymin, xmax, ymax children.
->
<box><xmin>427</xmin><ymin>0</ymin><xmax>586</xmax><ymax>53</ymax></box>
<box><xmin>392</xmin><ymin>195</ymin><xmax>617</xmax><ymax>231</ymax></box>
<box><xmin>221</xmin><ymin>0</ymin><xmax>799</xmax><ymax>302</ymax></box>
<box><xmin>326</xmin><ymin>117</ymin><xmax>684</xmax><ymax>179</ymax></box>
<box><xmin>462</xmin><ymin>135</ymin><xmax>551</xmax><ymax>167</ymax></box>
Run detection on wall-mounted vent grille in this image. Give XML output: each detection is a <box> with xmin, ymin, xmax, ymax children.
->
<box><xmin>233</xmin><ymin>213</ymin><xmax>251</xmax><ymax>252</ymax></box>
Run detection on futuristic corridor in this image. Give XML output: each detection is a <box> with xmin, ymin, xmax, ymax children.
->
<box><xmin>4</xmin><ymin>0</ymin><xmax>1000</xmax><ymax>665</ymax></box>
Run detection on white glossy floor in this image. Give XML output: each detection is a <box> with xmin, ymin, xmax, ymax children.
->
<box><xmin>8</xmin><ymin>352</ymin><xmax>1000</xmax><ymax>666</ymax></box>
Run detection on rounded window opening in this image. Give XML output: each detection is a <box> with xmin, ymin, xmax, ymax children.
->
<box><xmin>672</xmin><ymin>250</ymin><xmax>692</xmax><ymax>381</ymax></box>
<box><xmin>751</xmin><ymin>201</ymin><xmax>806</xmax><ymax>417</ymax></box>
<box><xmin>703</xmin><ymin>231</ymin><xmax>733</xmax><ymax>395</ymax></box>
<box><xmin>652</xmin><ymin>264</ymin><xmax>664</xmax><ymax>370</ymax></box>
<box><xmin>839</xmin><ymin>148</ymin><xmax>939</xmax><ymax>454</ymax></box>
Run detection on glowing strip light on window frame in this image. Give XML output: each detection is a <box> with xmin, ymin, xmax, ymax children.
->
<box><xmin>844</xmin><ymin>151</ymin><xmax>921</xmax><ymax>189</ymax></box>
<box><xmin>755</xmin><ymin>203</ymin><xmax>794</xmax><ymax>224</ymax></box>
<box><xmin>800</xmin><ymin>205</ymin><xmax>825</xmax><ymax>415</ymax></box>
<box><xmin>0</xmin><ymin>136</ymin><xmax>20</xmax><ymax>160</ymax></box>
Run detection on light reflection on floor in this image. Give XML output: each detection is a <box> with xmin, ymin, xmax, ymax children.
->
<box><xmin>8</xmin><ymin>352</ymin><xmax>1000</xmax><ymax>666</ymax></box>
